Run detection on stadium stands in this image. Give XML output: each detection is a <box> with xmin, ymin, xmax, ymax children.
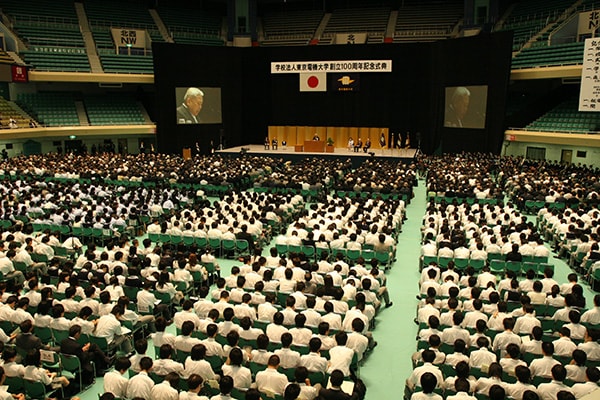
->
<box><xmin>83</xmin><ymin>95</ymin><xmax>146</xmax><ymax>125</ymax></box>
<box><xmin>19</xmin><ymin>49</ymin><xmax>91</xmax><ymax>73</ymax></box>
<box><xmin>1</xmin><ymin>0</ymin><xmax>90</xmax><ymax>72</ymax></box>
<box><xmin>525</xmin><ymin>97</ymin><xmax>600</xmax><ymax>133</ymax></box>
<box><xmin>0</xmin><ymin>50</ymin><xmax>14</xmax><ymax>64</ymax></box>
<box><xmin>320</xmin><ymin>7</ymin><xmax>391</xmax><ymax>45</ymax></box>
<box><xmin>511</xmin><ymin>41</ymin><xmax>585</xmax><ymax>69</ymax></box>
<box><xmin>261</xmin><ymin>10</ymin><xmax>323</xmax><ymax>46</ymax></box>
<box><xmin>17</xmin><ymin>92</ymin><xmax>80</xmax><ymax>127</ymax></box>
<box><xmin>394</xmin><ymin>0</ymin><xmax>463</xmax><ymax>43</ymax></box>
<box><xmin>84</xmin><ymin>0</ymin><xmax>162</xmax><ymax>41</ymax></box>
<box><xmin>499</xmin><ymin>0</ymin><xmax>575</xmax><ymax>51</ymax></box>
<box><xmin>83</xmin><ymin>0</ymin><xmax>161</xmax><ymax>73</ymax></box>
<box><xmin>99</xmin><ymin>54</ymin><xmax>154</xmax><ymax>74</ymax></box>
<box><xmin>158</xmin><ymin>4</ymin><xmax>224</xmax><ymax>46</ymax></box>
<box><xmin>0</xmin><ymin>97</ymin><xmax>35</xmax><ymax>128</ymax></box>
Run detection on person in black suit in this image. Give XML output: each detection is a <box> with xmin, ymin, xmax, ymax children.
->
<box><xmin>15</xmin><ymin>320</ymin><xmax>46</xmax><ymax>353</ymax></box>
<box><xmin>60</xmin><ymin>324</ymin><xmax>111</xmax><ymax>384</ymax></box>
<box><xmin>362</xmin><ymin>138</ymin><xmax>371</xmax><ymax>153</ymax></box>
<box><xmin>505</xmin><ymin>243</ymin><xmax>523</xmax><ymax>262</ymax></box>
<box><xmin>176</xmin><ymin>88</ymin><xmax>204</xmax><ymax>124</ymax></box>
<box><xmin>354</xmin><ymin>138</ymin><xmax>362</xmax><ymax>153</ymax></box>
<box><xmin>317</xmin><ymin>370</ymin><xmax>365</xmax><ymax>400</ymax></box>
<box><xmin>235</xmin><ymin>224</ymin><xmax>255</xmax><ymax>252</ymax></box>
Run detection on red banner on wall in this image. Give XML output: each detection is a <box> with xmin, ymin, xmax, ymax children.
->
<box><xmin>11</xmin><ymin>65</ymin><xmax>28</xmax><ymax>82</ymax></box>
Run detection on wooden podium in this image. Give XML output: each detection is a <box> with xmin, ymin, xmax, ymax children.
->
<box><xmin>303</xmin><ymin>140</ymin><xmax>325</xmax><ymax>152</ymax></box>
<box><xmin>182</xmin><ymin>148</ymin><xmax>192</xmax><ymax>159</ymax></box>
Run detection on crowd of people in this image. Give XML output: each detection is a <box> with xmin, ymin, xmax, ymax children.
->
<box><xmin>0</xmin><ymin>151</ymin><xmax>597</xmax><ymax>400</ymax></box>
<box><xmin>407</xmin><ymin>154</ymin><xmax>600</xmax><ymax>400</ymax></box>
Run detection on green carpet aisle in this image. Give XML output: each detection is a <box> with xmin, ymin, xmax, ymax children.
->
<box><xmin>359</xmin><ymin>179</ymin><xmax>427</xmax><ymax>400</ymax></box>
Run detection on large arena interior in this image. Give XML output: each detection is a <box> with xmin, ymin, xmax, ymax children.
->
<box><xmin>0</xmin><ymin>1</ymin><xmax>599</xmax><ymax>400</ymax></box>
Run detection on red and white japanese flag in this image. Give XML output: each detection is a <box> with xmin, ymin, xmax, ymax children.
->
<box><xmin>299</xmin><ymin>72</ymin><xmax>326</xmax><ymax>92</ymax></box>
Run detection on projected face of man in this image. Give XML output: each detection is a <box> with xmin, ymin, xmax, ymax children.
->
<box><xmin>454</xmin><ymin>94</ymin><xmax>469</xmax><ymax>120</ymax></box>
<box><xmin>452</xmin><ymin>89</ymin><xmax>470</xmax><ymax>121</ymax></box>
<box><xmin>186</xmin><ymin>94</ymin><xmax>204</xmax><ymax>117</ymax></box>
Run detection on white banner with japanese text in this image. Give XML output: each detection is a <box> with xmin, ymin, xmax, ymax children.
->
<box><xmin>271</xmin><ymin>60</ymin><xmax>392</xmax><ymax>74</ymax></box>
<box><xmin>579</xmin><ymin>38</ymin><xmax>600</xmax><ymax>111</ymax></box>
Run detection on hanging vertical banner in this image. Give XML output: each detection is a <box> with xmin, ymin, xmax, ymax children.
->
<box><xmin>578</xmin><ymin>10</ymin><xmax>600</xmax><ymax>36</ymax></box>
<box><xmin>11</xmin><ymin>65</ymin><xmax>27</xmax><ymax>82</ymax></box>
<box><xmin>579</xmin><ymin>38</ymin><xmax>600</xmax><ymax>111</ymax></box>
<box><xmin>111</xmin><ymin>28</ymin><xmax>149</xmax><ymax>49</ymax></box>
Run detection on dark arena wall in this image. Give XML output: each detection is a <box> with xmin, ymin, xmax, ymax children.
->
<box><xmin>153</xmin><ymin>31</ymin><xmax>512</xmax><ymax>155</ymax></box>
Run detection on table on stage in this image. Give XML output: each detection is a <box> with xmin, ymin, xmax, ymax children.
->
<box><xmin>302</xmin><ymin>140</ymin><xmax>325</xmax><ymax>152</ymax></box>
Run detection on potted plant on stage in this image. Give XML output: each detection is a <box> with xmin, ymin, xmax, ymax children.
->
<box><xmin>326</xmin><ymin>137</ymin><xmax>335</xmax><ymax>153</ymax></box>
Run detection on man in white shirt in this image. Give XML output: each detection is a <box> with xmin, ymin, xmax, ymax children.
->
<box><xmin>492</xmin><ymin>318</ymin><xmax>521</xmax><ymax>357</ymax></box>
<box><xmin>126</xmin><ymin>356</ymin><xmax>155</xmax><ymax>399</ymax></box>
<box><xmin>346</xmin><ymin>318</ymin><xmax>370</xmax><ymax>362</ymax></box>
<box><xmin>327</xmin><ymin>331</ymin><xmax>355</xmax><ymax>377</ymax></box>
<box><xmin>152</xmin><ymin>344</ymin><xmax>185</xmax><ymax>376</ymax></box>
<box><xmin>300</xmin><ymin>337</ymin><xmax>328</xmax><ymax>374</ymax></box>
<box><xmin>255</xmin><ymin>355</ymin><xmax>289</xmax><ymax>395</ymax></box>
<box><xmin>174</xmin><ymin>321</ymin><xmax>202</xmax><ymax>352</ymax></box>
<box><xmin>406</xmin><ymin>350</ymin><xmax>444</xmax><ymax>390</ymax></box>
<box><xmin>469</xmin><ymin>337</ymin><xmax>497</xmax><ymax>369</ymax></box>
<box><xmin>0</xmin><ymin>250</ymin><xmax>24</xmax><ymax>285</ymax></box>
<box><xmin>104</xmin><ymin>356</ymin><xmax>131</xmax><ymax>398</ymax></box>
<box><xmin>578</xmin><ymin>329</ymin><xmax>600</xmax><ymax>361</ymax></box>
<box><xmin>530</xmin><ymin>342</ymin><xmax>561</xmax><ymax>379</ymax></box>
<box><xmin>94</xmin><ymin>305</ymin><xmax>132</xmax><ymax>353</ymax></box>
<box><xmin>150</xmin><ymin>372</ymin><xmax>179</xmax><ymax>400</ymax></box>
<box><xmin>552</xmin><ymin>327</ymin><xmax>577</xmax><ymax>357</ymax></box>
<box><xmin>513</xmin><ymin>304</ymin><xmax>541</xmax><ymax>335</ymax></box>
<box><xmin>151</xmin><ymin>317</ymin><xmax>176</xmax><ymax>348</ymax></box>
<box><xmin>571</xmin><ymin>367</ymin><xmax>600</xmax><ymax>398</ymax></box>
<box><xmin>200</xmin><ymin>324</ymin><xmax>225</xmax><ymax>358</ymax></box>
<box><xmin>274</xmin><ymin>333</ymin><xmax>301</xmax><ymax>369</ymax></box>
<box><xmin>174</xmin><ymin>300</ymin><xmax>202</xmax><ymax>330</ymax></box>
<box><xmin>536</xmin><ymin>364</ymin><xmax>573</xmax><ymax>400</ymax></box>
<box><xmin>581</xmin><ymin>294</ymin><xmax>600</xmax><ymax>324</ymax></box>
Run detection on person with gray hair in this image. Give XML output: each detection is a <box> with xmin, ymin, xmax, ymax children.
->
<box><xmin>177</xmin><ymin>87</ymin><xmax>204</xmax><ymax>123</ymax></box>
<box><xmin>445</xmin><ymin>86</ymin><xmax>471</xmax><ymax>128</ymax></box>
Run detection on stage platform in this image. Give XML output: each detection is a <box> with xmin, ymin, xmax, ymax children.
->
<box><xmin>216</xmin><ymin>145</ymin><xmax>416</xmax><ymax>166</ymax></box>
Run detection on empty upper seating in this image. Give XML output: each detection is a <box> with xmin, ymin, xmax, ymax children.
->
<box><xmin>0</xmin><ymin>50</ymin><xmax>14</xmax><ymax>65</ymax></box>
<box><xmin>0</xmin><ymin>97</ymin><xmax>36</xmax><ymax>128</ymax></box>
<box><xmin>394</xmin><ymin>0</ymin><xmax>463</xmax><ymax>43</ymax></box>
<box><xmin>499</xmin><ymin>0</ymin><xmax>575</xmax><ymax>51</ymax></box>
<box><xmin>2</xmin><ymin>0</ymin><xmax>82</xmax><ymax>48</ymax></box>
<box><xmin>321</xmin><ymin>7</ymin><xmax>390</xmax><ymax>44</ymax></box>
<box><xmin>83</xmin><ymin>95</ymin><xmax>146</xmax><ymax>125</ymax></box>
<box><xmin>85</xmin><ymin>0</ymin><xmax>163</xmax><ymax>48</ymax></box>
<box><xmin>2</xmin><ymin>0</ymin><xmax>89</xmax><ymax>72</ymax></box>
<box><xmin>84</xmin><ymin>0</ymin><xmax>159</xmax><ymax>31</ymax></box>
<box><xmin>261</xmin><ymin>10</ymin><xmax>323</xmax><ymax>46</ymax></box>
<box><xmin>525</xmin><ymin>97</ymin><xmax>600</xmax><ymax>133</ymax></box>
<box><xmin>17</xmin><ymin>92</ymin><xmax>79</xmax><ymax>127</ymax></box>
<box><xmin>1</xmin><ymin>0</ymin><xmax>78</xmax><ymax>21</ymax></box>
<box><xmin>83</xmin><ymin>0</ymin><xmax>160</xmax><ymax>72</ymax></box>
<box><xmin>511</xmin><ymin>41</ymin><xmax>584</xmax><ymax>69</ymax></box>
<box><xmin>100</xmin><ymin>54</ymin><xmax>154</xmax><ymax>74</ymax></box>
<box><xmin>158</xmin><ymin>4</ymin><xmax>224</xmax><ymax>46</ymax></box>
<box><xmin>19</xmin><ymin>49</ymin><xmax>90</xmax><ymax>72</ymax></box>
